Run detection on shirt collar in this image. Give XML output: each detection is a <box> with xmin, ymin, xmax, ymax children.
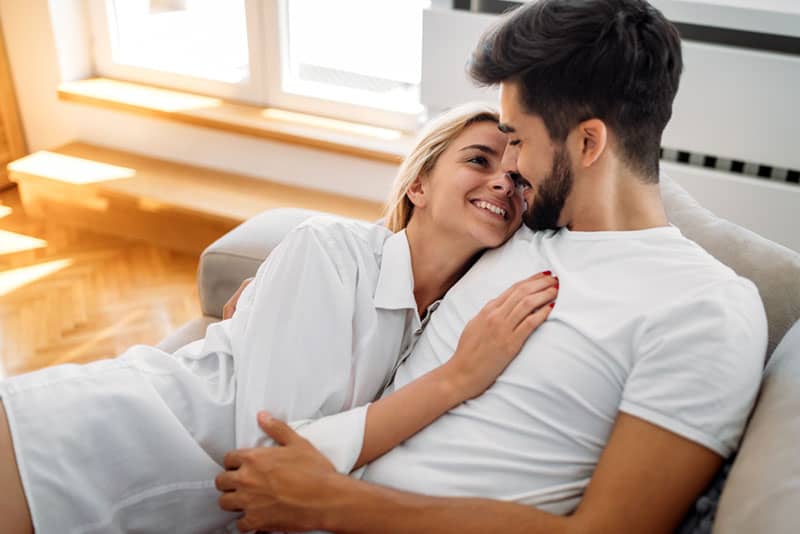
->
<box><xmin>373</xmin><ymin>229</ymin><xmax>418</xmax><ymax>312</ymax></box>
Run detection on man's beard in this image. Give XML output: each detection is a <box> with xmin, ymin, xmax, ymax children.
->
<box><xmin>523</xmin><ymin>146</ymin><xmax>574</xmax><ymax>231</ymax></box>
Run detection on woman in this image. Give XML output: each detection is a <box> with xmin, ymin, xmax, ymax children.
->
<box><xmin>0</xmin><ymin>103</ymin><xmax>557</xmax><ymax>533</ymax></box>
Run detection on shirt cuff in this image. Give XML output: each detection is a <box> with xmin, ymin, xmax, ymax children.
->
<box><xmin>290</xmin><ymin>404</ymin><xmax>369</xmax><ymax>474</ymax></box>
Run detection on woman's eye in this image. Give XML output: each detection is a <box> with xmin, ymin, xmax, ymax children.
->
<box><xmin>467</xmin><ymin>156</ymin><xmax>489</xmax><ymax>166</ymax></box>
<box><xmin>509</xmin><ymin>139</ymin><xmax>521</xmax><ymax>147</ymax></box>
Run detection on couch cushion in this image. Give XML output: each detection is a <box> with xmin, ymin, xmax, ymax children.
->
<box><xmin>660</xmin><ymin>174</ymin><xmax>800</xmax><ymax>358</ymax></box>
<box><xmin>198</xmin><ymin>207</ymin><xmax>325</xmax><ymax>317</ymax></box>
<box><xmin>712</xmin><ymin>320</ymin><xmax>800</xmax><ymax>533</ymax></box>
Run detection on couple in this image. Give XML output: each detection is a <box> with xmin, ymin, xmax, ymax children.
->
<box><xmin>1</xmin><ymin>0</ymin><xmax>767</xmax><ymax>533</ymax></box>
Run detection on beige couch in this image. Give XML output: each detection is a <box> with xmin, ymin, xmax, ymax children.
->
<box><xmin>158</xmin><ymin>175</ymin><xmax>800</xmax><ymax>533</ymax></box>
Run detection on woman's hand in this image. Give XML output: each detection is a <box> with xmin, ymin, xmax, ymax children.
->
<box><xmin>349</xmin><ymin>271</ymin><xmax>557</xmax><ymax>470</ymax></box>
<box><xmin>444</xmin><ymin>271</ymin><xmax>558</xmax><ymax>400</ymax></box>
<box><xmin>222</xmin><ymin>277</ymin><xmax>254</xmax><ymax>320</ymax></box>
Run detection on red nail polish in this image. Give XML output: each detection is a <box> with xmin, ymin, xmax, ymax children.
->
<box><xmin>554</xmin><ymin>280</ymin><xmax>560</xmax><ymax>289</ymax></box>
<box><xmin>542</xmin><ymin>270</ymin><xmax>552</xmax><ymax>276</ymax></box>
<box><xmin>550</xmin><ymin>302</ymin><xmax>555</xmax><ymax>308</ymax></box>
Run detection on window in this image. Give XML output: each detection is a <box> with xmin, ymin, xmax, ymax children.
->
<box><xmin>88</xmin><ymin>0</ymin><xmax>432</xmax><ymax>130</ymax></box>
<box><xmin>88</xmin><ymin>0</ymin><xmax>263</xmax><ymax>102</ymax></box>
<box><xmin>282</xmin><ymin>0</ymin><xmax>427</xmax><ymax>113</ymax></box>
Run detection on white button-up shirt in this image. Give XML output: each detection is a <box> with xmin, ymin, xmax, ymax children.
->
<box><xmin>232</xmin><ymin>216</ymin><xmax>431</xmax><ymax>471</ymax></box>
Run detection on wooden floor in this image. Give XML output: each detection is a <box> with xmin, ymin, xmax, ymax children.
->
<box><xmin>0</xmin><ymin>186</ymin><xmax>200</xmax><ymax>378</ymax></box>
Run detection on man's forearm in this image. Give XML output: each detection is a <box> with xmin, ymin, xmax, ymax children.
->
<box><xmin>318</xmin><ymin>472</ymin><xmax>572</xmax><ymax>534</ymax></box>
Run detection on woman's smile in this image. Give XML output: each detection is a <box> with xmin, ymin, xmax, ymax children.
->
<box><xmin>470</xmin><ymin>198</ymin><xmax>511</xmax><ymax>221</ymax></box>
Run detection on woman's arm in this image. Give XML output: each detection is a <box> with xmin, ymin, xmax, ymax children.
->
<box><xmin>353</xmin><ymin>271</ymin><xmax>558</xmax><ymax>468</ymax></box>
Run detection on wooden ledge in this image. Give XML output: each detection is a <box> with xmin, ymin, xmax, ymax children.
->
<box><xmin>8</xmin><ymin>142</ymin><xmax>385</xmax><ymax>254</ymax></box>
<box><xmin>58</xmin><ymin>78</ymin><xmax>412</xmax><ymax>165</ymax></box>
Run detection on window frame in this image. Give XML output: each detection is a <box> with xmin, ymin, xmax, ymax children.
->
<box><xmin>87</xmin><ymin>0</ymin><xmax>425</xmax><ymax>131</ymax></box>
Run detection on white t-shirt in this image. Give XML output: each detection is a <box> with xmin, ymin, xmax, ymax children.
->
<box><xmin>359</xmin><ymin>224</ymin><xmax>767</xmax><ymax>514</ymax></box>
<box><xmin>233</xmin><ymin>216</ymin><xmax>434</xmax><ymax>471</ymax></box>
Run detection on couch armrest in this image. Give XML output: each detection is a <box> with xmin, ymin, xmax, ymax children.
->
<box><xmin>197</xmin><ymin>207</ymin><xmax>326</xmax><ymax>317</ymax></box>
<box><xmin>713</xmin><ymin>320</ymin><xmax>800</xmax><ymax>533</ymax></box>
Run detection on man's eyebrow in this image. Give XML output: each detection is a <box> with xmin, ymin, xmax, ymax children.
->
<box><xmin>458</xmin><ymin>144</ymin><xmax>499</xmax><ymax>156</ymax></box>
<box><xmin>497</xmin><ymin>123</ymin><xmax>515</xmax><ymax>134</ymax></box>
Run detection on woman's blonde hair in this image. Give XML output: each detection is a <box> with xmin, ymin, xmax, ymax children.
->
<box><xmin>383</xmin><ymin>102</ymin><xmax>500</xmax><ymax>232</ymax></box>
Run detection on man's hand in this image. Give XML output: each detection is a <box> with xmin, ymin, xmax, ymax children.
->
<box><xmin>215</xmin><ymin>412</ymin><xmax>336</xmax><ymax>533</ymax></box>
<box><xmin>222</xmin><ymin>277</ymin><xmax>254</xmax><ymax>320</ymax></box>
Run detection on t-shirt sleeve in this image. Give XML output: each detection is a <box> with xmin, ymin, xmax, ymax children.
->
<box><xmin>288</xmin><ymin>404</ymin><xmax>369</xmax><ymax>474</ymax></box>
<box><xmin>233</xmin><ymin>221</ymin><xmax>357</xmax><ymax>449</ymax></box>
<box><xmin>619</xmin><ymin>278</ymin><xmax>767</xmax><ymax>457</ymax></box>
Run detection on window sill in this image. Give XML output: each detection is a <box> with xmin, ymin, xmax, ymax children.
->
<box><xmin>57</xmin><ymin>78</ymin><xmax>413</xmax><ymax>165</ymax></box>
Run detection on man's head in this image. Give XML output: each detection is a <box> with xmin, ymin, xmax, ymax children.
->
<box><xmin>470</xmin><ymin>0</ymin><xmax>682</xmax><ymax>230</ymax></box>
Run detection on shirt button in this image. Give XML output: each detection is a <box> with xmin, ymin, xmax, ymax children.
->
<box><xmin>414</xmin><ymin>328</ymin><xmax>423</xmax><ymax>336</ymax></box>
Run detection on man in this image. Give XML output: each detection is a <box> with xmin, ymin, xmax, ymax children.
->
<box><xmin>215</xmin><ymin>1</ymin><xmax>767</xmax><ymax>532</ymax></box>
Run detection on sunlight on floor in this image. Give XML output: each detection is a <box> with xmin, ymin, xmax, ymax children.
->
<box><xmin>8</xmin><ymin>152</ymin><xmax>136</xmax><ymax>185</ymax></box>
<box><xmin>0</xmin><ymin>258</ymin><xmax>74</xmax><ymax>297</ymax></box>
<box><xmin>0</xmin><ymin>230</ymin><xmax>48</xmax><ymax>255</ymax></box>
<box><xmin>48</xmin><ymin>309</ymin><xmax>148</xmax><ymax>367</ymax></box>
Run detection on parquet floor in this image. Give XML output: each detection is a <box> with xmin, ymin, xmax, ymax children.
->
<box><xmin>0</xmin><ymin>186</ymin><xmax>201</xmax><ymax>378</ymax></box>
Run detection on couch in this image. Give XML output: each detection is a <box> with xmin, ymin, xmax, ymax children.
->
<box><xmin>157</xmin><ymin>175</ymin><xmax>800</xmax><ymax>533</ymax></box>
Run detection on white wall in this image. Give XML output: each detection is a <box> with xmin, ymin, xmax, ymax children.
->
<box><xmin>0</xmin><ymin>0</ymin><xmax>399</xmax><ymax>203</ymax></box>
<box><xmin>0</xmin><ymin>0</ymin><xmax>79</xmax><ymax>150</ymax></box>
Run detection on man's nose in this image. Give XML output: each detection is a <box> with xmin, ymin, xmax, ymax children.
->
<box><xmin>500</xmin><ymin>145</ymin><xmax>519</xmax><ymax>176</ymax></box>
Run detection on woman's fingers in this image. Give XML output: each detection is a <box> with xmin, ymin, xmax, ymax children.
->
<box><xmin>506</xmin><ymin>283</ymin><xmax>557</xmax><ymax>330</ymax></box>
<box><xmin>495</xmin><ymin>273</ymin><xmax>557</xmax><ymax>320</ymax></box>
<box><xmin>509</xmin><ymin>300</ymin><xmax>554</xmax><ymax>348</ymax></box>
<box><xmin>488</xmin><ymin>270</ymin><xmax>552</xmax><ymax>310</ymax></box>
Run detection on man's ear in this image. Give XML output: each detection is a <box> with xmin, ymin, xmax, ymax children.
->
<box><xmin>406</xmin><ymin>175</ymin><xmax>428</xmax><ymax>208</ymax></box>
<box><xmin>574</xmin><ymin>118</ymin><xmax>607</xmax><ymax>168</ymax></box>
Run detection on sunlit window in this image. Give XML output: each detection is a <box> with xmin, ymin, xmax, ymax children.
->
<box><xmin>283</xmin><ymin>0</ymin><xmax>430</xmax><ymax>114</ymax></box>
<box><xmin>89</xmin><ymin>0</ymin><xmax>434</xmax><ymax>127</ymax></box>
<box><xmin>104</xmin><ymin>0</ymin><xmax>249</xmax><ymax>83</ymax></box>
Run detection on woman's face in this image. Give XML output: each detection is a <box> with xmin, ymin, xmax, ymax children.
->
<box><xmin>413</xmin><ymin>120</ymin><xmax>524</xmax><ymax>250</ymax></box>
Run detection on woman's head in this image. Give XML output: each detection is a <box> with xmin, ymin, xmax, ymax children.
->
<box><xmin>384</xmin><ymin>102</ymin><xmax>524</xmax><ymax>248</ymax></box>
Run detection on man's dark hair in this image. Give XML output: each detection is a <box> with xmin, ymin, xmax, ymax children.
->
<box><xmin>469</xmin><ymin>0</ymin><xmax>682</xmax><ymax>182</ymax></box>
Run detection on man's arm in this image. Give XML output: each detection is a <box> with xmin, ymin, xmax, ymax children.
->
<box><xmin>217</xmin><ymin>411</ymin><xmax>721</xmax><ymax>534</ymax></box>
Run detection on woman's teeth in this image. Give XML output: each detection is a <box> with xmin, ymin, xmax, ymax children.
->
<box><xmin>474</xmin><ymin>200</ymin><xmax>507</xmax><ymax>218</ymax></box>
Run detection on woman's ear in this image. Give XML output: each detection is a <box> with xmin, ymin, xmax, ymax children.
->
<box><xmin>406</xmin><ymin>175</ymin><xmax>428</xmax><ymax>208</ymax></box>
<box><xmin>575</xmin><ymin>118</ymin><xmax>607</xmax><ymax>168</ymax></box>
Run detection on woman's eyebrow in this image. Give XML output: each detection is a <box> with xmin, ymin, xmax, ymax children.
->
<box><xmin>458</xmin><ymin>144</ymin><xmax>499</xmax><ymax>156</ymax></box>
